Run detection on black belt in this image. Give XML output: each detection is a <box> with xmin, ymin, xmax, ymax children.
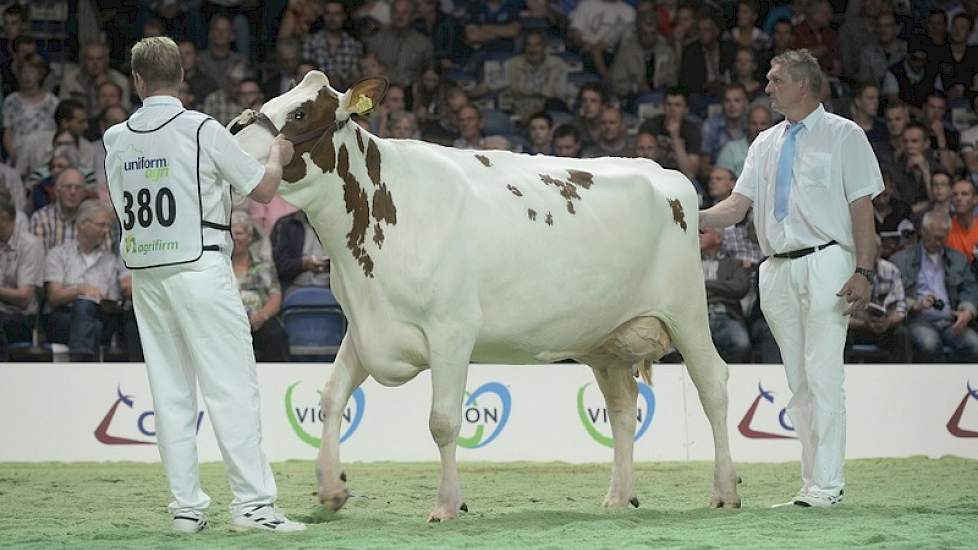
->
<box><xmin>772</xmin><ymin>240</ymin><xmax>838</xmax><ymax>259</ymax></box>
<box><xmin>203</xmin><ymin>245</ymin><xmax>220</xmax><ymax>252</ymax></box>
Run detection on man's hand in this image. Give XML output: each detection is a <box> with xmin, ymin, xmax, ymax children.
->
<box><xmin>837</xmin><ymin>274</ymin><xmax>871</xmax><ymax>314</ymax></box>
<box><xmin>78</xmin><ymin>284</ymin><xmax>105</xmax><ymax>301</ymax></box>
<box><xmin>665</xmin><ymin>117</ymin><xmax>681</xmax><ymax>137</ymax></box>
<box><xmin>274</xmin><ymin>135</ymin><xmax>295</xmax><ymax>166</ymax></box>
<box><xmin>951</xmin><ymin>309</ymin><xmax>975</xmax><ymax>335</ymax></box>
<box><xmin>249</xmin><ymin>310</ymin><xmax>267</xmax><ymax>331</ymax></box>
<box><xmin>913</xmin><ymin>294</ymin><xmax>936</xmax><ymax>313</ymax></box>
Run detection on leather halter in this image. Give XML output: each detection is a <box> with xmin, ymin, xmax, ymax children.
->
<box><xmin>229</xmin><ymin>109</ymin><xmax>335</xmax><ymax>146</ymax></box>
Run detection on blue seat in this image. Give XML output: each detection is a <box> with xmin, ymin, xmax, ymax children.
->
<box><xmin>482</xmin><ymin>109</ymin><xmax>515</xmax><ymax>136</ymax></box>
<box><xmin>281</xmin><ymin>287</ymin><xmax>347</xmax><ymax>362</ymax></box>
<box><xmin>568</xmin><ymin>71</ymin><xmax>601</xmax><ymax>87</ymax></box>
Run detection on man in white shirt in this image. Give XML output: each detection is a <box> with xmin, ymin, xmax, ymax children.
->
<box><xmin>103</xmin><ymin>36</ymin><xmax>303</xmax><ymax>534</ymax></box>
<box><xmin>700</xmin><ymin>50</ymin><xmax>883</xmax><ymax>508</ymax></box>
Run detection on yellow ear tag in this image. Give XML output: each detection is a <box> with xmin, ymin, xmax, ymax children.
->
<box><xmin>355</xmin><ymin>95</ymin><xmax>373</xmax><ymax>114</ymax></box>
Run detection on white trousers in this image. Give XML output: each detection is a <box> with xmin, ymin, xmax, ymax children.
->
<box><xmin>759</xmin><ymin>244</ymin><xmax>852</xmax><ymax>496</ymax></box>
<box><xmin>132</xmin><ymin>252</ymin><xmax>277</xmax><ymax>517</ymax></box>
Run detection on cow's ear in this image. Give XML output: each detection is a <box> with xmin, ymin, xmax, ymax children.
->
<box><xmin>345</xmin><ymin>77</ymin><xmax>389</xmax><ymax>116</ymax></box>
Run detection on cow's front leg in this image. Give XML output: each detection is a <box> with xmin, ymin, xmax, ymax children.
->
<box><xmin>316</xmin><ymin>338</ymin><xmax>368</xmax><ymax>511</ymax></box>
<box><xmin>590</xmin><ymin>365</ymin><xmax>639</xmax><ymax>508</ymax></box>
<box><xmin>426</xmin><ymin>356</ymin><xmax>471</xmax><ymax>523</ymax></box>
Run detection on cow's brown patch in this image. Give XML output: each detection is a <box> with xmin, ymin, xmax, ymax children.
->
<box><xmin>365</xmin><ymin>139</ymin><xmax>382</xmax><ymax>187</ymax></box>
<box><xmin>566</xmin><ymin>201</ymin><xmax>576</xmax><ymax>214</ymax></box>
<box><xmin>507</xmin><ymin>185</ymin><xmax>523</xmax><ymax>197</ymax></box>
<box><xmin>372</xmin><ymin>183</ymin><xmax>397</xmax><ymax>225</ymax></box>
<box><xmin>567</xmin><ymin>169</ymin><xmax>594</xmax><ymax>189</ymax></box>
<box><xmin>281</xmin><ymin>86</ymin><xmax>341</xmax><ymax>182</ymax></box>
<box><xmin>373</xmin><ymin>223</ymin><xmax>385</xmax><ymax>248</ymax></box>
<box><xmin>545</xmin><ymin>212</ymin><xmax>553</xmax><ymax>226</ymax></box>
<box><xmin>668</xmin><ymin>198</ymin><xmax>688</xmax><ymax>232</ymax></box>
<box><xmin>527</xmin><ymin>209</ymin><xmax>537</xmax><ymax>221</ymax></box>
<box><xmin>355</xmin><ymin>127</ymin><xmax>365</xmax><ymax>153</ymax></box>
<box><xmin>475</xmin><ymin>154</ymin><xmax>492</xmax><ymax>167</ymax></box>
<box><xmin>338</xmin><ymin>144</ymin><xmax>374</xmax><ymax>277</ymax></box>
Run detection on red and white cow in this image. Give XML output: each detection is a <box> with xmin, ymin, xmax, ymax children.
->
<box><xmin>231</xmin><ymin>71</ymin><xmax>740</xmax><ymax>521</ymax></box>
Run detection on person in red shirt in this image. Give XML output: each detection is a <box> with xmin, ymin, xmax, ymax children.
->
<box><xmin>791</xmin><ymin>0</ymin><xmax>840</xmax><ymax>77</ymax></box>
<box><xmin>947</xmin><ymin>178</ymin><xmax>978</xmax><ymax>264</ymax></box>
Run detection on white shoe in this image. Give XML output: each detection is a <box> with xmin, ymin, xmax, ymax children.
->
<box><xmin>231</xmin><ymin>504</ymin><xmax>306</xmax><ymax>532</ymax></box>
<box><xmin>172</xmin><ymin>513</ymin><xmax>207</xmax><ymax>533</ymax></box>
<box><xmin>794</xmin><ymin>489</ymin><xmax>844</xmax><ymax>508</ymax></box>
<box><xmin>771</xmin><ymin>487</ymin><xmax>809</xmax><ymax>508</ymax></box>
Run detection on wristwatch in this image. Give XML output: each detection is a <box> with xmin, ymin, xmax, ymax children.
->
<box><xmin>854</xmin><ymin>267</ymin><xmax>876</xmax><ymax>285</ymax></box>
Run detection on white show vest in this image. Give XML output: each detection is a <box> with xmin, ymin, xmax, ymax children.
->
<box><xmin>104</xmin><ymin>109</ymin><xmax>229</xmax><ymax>269</ymax></box>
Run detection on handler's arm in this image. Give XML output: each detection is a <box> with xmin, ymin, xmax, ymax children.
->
<box><xmin>699</xmin><ymin>193</ymin><xmax>752</xmax><ymax>230</ymax></box>
<box><xmin>248</xmin><ymin>136</ymin><xmax>294</xmax><ymax>204</ymax></box>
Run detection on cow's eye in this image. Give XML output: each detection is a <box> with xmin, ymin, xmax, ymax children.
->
<box><xmin>294</xmin><ymin>111</ymin><xmax>305</xmax><ymax>120</ymax></box>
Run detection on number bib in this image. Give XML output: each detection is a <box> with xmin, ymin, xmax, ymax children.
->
<box><xmin>105</xmin><ymin>110</ymin><xmax>217</xmax><ymax>269</ymax></box>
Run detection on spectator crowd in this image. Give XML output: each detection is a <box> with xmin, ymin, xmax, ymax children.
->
<box><xmin>1</xmin><ymin>0</ymin><xmax>977</xmax><ymax>363</ymax></box>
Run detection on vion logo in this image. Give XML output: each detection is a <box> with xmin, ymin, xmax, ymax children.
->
<box><xmin>124</xmin><ymin>155</ymin><xmax>169</xmax><ymax>181</ymax></box>
<box><xmin>738</xmin><ymin>381</ymin><xmax>795</xmax><ymax>439</ymax></box>
<box><xmin>947</xmin><ymin>381</ymin><xmax>978</xmax><ymax>438</ymax></box>
<box><xmin>457</xmin><ymin>382</ymin><xmax>511</xmax><ymax>449</ymax></box>
<box><xmin>285</xmin><ymin>381</ymin><xmax>365</xmax><ymax>447</ymax></box>
<box><xmin>576</xmin><ymin>382</ymin><xmax>655</xmax><ymax>447</ymax></box>
<box><xmin>95</xmin><ymin>385</ymin><xmax>204</xmax><ymax>445</ymax></box>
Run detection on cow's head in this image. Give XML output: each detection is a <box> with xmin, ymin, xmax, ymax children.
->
<box><xmin>229</xmin><ymin>70</ymin><xmax>388</xmax><ymax>184</ymax></box>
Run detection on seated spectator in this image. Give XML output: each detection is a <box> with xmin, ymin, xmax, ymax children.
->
<box><xmin>237</xmin><ymin>78</ymin><xmax>265</xmax><ymax>112</ymax></box>
<box><xmin>552</xmin><ymin>123</ymin><xmax>583</xmax><ymax>158</ymax></box>
<box><xmin>30</xmin><ymin>144</ymin><xmax>83</xmax><ymax>212</ymax></box>
<box><xmin>60</xmin><ymin>40</ymin><xmax>132</xmax><ymax>116</ymax></box>
<box><xmin>678</xmin><ymin>13</ymin><xmax>736</xmax><ymax>98</ymax></box>
<box><xmin>791</xmin><ymin>0</ymin><xmax>840</xmax><ymax>77</ymax></box>
<box><xmin>886</xmin><ymin>122</ymin><xmax>942</xmax><ymax>214</ymax></box>
<box><xmin>504</xmin><ymin>28</ymin><xmax>571</xmax><ymax>123</ymax></box>
<box><xmin>0</xmin><ymin>188</ymin><xmax>44</xmax><ymax>360</ymax></box>
<box><xmin>638</xmin><ymin>86</ymin><xmax>702</xmax><ymax>181</ymax></box>
<box><xmin>700</xmin><ymin>228</ymin><xmax>751</xmax><ymax>363</ymax></box>
<box><xmin>724</xmin><ymin>0</ymin><xmax>770</xmax><ymax>52</ymax></box>
<box><xmin>197</xmin><ymin>15</ymin><xmax>249</xmax><ymax>87</ymax></box>
<box><xmin>271</xmin><ymin>210</ymin><xmax>330</xmax><ymax>296</ymax></box>
<box><xmin>177</xmin><ymin>40</ymin><xmax>219</xmax><ymax>110</ymax></box>
<box><xmin>278</xmin><ymin>0</ymin><xmax>323</xmax><ymax>41</ymax></box>
<box><xmin>858</xmin><ymin>11</ymin><xmax>906</xmax><ymax>87</ymax></box>
<box><xmin>569</xmin><ymin>0</ymin><xmax>634</xmax><ymax>79</ymax></box>
<box><xmin>890</xmin><ymin>211</ymin><xmax>978</xmax><ymax>362</ymax></box>
<box><xmin>414</xmin><ymin>0</ymin><xmax>462</xmax><ymax>68</ymax></box>
<box><xmin>2</xmin><ymin>34</ymin><xmax>44</xmax><ymax>97</ymax></box>
<box><xmin>917</xmin><ymin>170</ymin><xmax>954</xmax><ymax>223</ymax></box>
<box><xmin>84</xmin><ymin>81</ymin><xmax>124</xmax><ymax>141</ymax></box>
<box><xmin>610</xmin><ymin>6</ymin><xmax>677</xmax><ymax>105</ymax></box>
<box><xmin>301</xmin><ymin>1</ymin><xmax>363</xmax><ymax>91</ymax></box>
<box><xmin>483</xmin><ymin>135</ymin><xmax>512</xmax><ymax>151</ymax></box>
<box><xmin>729</xmin><ymin>46</ymin><xmax>764</xmax><ymax>101</ymax></box>
<box><xmin>873</xmin><ymin>99</ymin><xmax>911</xmax><ymax>165</ymax></box>
<box><xmin>371</xmin><ymin>83</ymin><xmax>407</xmax><ymax>137</ymax></box>
<box><xmin>634</xmin><ymin>130</ymin><xmax>671</xmax><ymax>168</ymax></box>
<box><xmin>873</xmin><ymin>169</ymin><xmax>913</xmax><ymax>235</ymax></box>
<box><xmin>0</xmin><ymin>4</ymin><xmax>26</xmax><ymax>67</ymax></box>
<box><xmin>231</xmin><ymin>211</ymin><xmax>288</xmax><ymax>362</ymax></box>
<box><xmin>572</xmin><ymin>81</ymin><xmax>607</xmax><ymax>148</ymax></box>
<box><xmin>932</xmin><ymin>13</ymin><xmax>978</xmax><ymax>99</ymax></box>
<box><xmin>30</xmin><ymin>168</ymin><xmax>87</xmax><ymax>252</ymax></box>
<box><xmin>2</xmin><ymin>56</ymin><xmax>58</xmax><ymax>167</ymax></box>
<box><xmin>386</xmin><ymin>110</ymin><xmax>420</xmax><ymax>139</ymax></box>
<box><xmin>420</xmin><ymin>83</ymin><xmax>466</xmax><ymax>146</ymax></box>
<box><xmin>202</xmin><ymin>62</ymin><xmax>251</xmax><ymax>126</ymax></box>
<box><xmin>962</xmin><ymin>143</ymin><xmax>978</xmax><ymax>188</ymax></box>
<box><xmin>411</xmin><ymin>64</ymin><xmax>444</xmax><ymax>125</ymax></box>
<box><xmin>716</xmin><ymin>102</ymin><xmax>772</xmax><ymax>177</ymax></box>
<box><xmin>460</xmin><ymin>0</ymin><xmax>522</xmax><ymax>65</ymax></box>
<box><xmin>44</xmin><ymin>201</ymin><xmax>122</xmax><ymax>362</ymax></box>
<box><xmin>358</xmin><ymin>51</ymin><xmax>388</xmax><ymax>79</ymax></box>
<box><xmin>18</xmin><ymin>99</ymin><xmax>97</xmax><ymax>181</ymax></box>
<box><xmin>0</xmin><ymin>159</ymin><xmax>26</xmax><ymax>217</ymax></box>
<box><xmin>453</xmin><ymin>105</ymin><xmax>484</xmax><ymax>149</ymax></box>
<box><xmin>584</xmin><ymin>106</ymin><xmax>635</xmax><ymax>158</ymax></box>
<box><xmin>922</xmin><ymin>91</ymin><xmax>960</xmax><ymax>174</ymax></box>
<box><xmin>90</xmin><ymin>105</ymin><xmax>130</xmax><ymax>197</ymax></box>
<box><xmin>262</xmin><ymin>38</ymin><xmax>301</xmax><ymax>99</ymax></box>
<box><xmin>844</xmin><ymin>82</ymin><xmax>888</xmax><ymax>144</ymax></box>
<box><xmin>947</xmin><ymin>178</ymin><xmax>978</xmax><ymax>264</ymax></box>
<box><xmin>701</xmin><ymin>83</ymin><xmax>749</xmax><ymax>174</ymax></box>
<box><xmin>845</xmin><ymin>241</ymin><xmax>912</xmax><ymax>363</ymax></box>
<box><xmin>881</xmin><ymin>39</ymin><xmax>936</xmax><ymax>114</ymax></box>
<box><xmin>526</xmin><ymin>112</ymin><xmax>553</xmax><ymax>155</ymax></box>
<box><xmin>366</xmin><ymin>0</ymin><xmax>433</xmax><ymax>86</ymax></box>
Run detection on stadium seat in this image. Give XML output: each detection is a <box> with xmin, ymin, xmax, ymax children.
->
<box><xmin>482</xmin><ymin>109</ymin><xmax>515</xmax><ymax>136</ymax></box>
<box><xmin>281</xmin><ymin>287</ymin><xmax>347</xmax><ymax>362</ymax></box>
<box><xmin>567</xmin><ymin>71</ymin><xmax>601</xmax><ymax>87</ymax></box>
<box><xmin>547</xmin><ymin>110</ymin><xmax>574</xmax><ymax>128</ymax></box>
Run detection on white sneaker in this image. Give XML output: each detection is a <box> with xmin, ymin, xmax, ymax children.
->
<box><xmin>231</xmin><ymin>504</ymin><xmax>306</xmax><ymax>532</ymax></box>
<box><xmin>172</xmin><ymin>513</ymin><xmax>207</xmax><ymax>533</ymax></box>
<box><xmin>794</xmin><ymin>489</ymin><xmax>844</xmax><ymax>508</ymax></box>
<box><xmin>771</xmin><ymin>487</ymin><xmax>809</xmax><ymax>508</ymax></box>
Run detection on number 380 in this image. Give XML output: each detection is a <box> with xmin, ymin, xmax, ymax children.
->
<box><xmin>122</xmin><ymin>187</ymin><xmax>176</xmax><ymax>230</ymax></box>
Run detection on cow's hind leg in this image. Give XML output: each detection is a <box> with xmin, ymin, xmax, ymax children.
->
<box><xmin>316</xmin><ymin>337</ymin><xmax>368</xmax><ymax>511</ymax></box>
<box><xmin>671</xmin><ymin>318</ymin><xmax>741</xmax><ymax>508</ymax></box>
<box><xmin>589</xmin><ymin>364</ymin><xmax>639</xmax><ymax>507</ymax></box>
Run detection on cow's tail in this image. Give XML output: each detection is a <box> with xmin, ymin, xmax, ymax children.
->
<box><xmin>637</xmin><ymin>359</ymin><xmax>653</xmax><ymax>386</ymax></box>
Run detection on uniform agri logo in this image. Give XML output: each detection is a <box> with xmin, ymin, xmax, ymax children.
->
<box><xmin>576</xmin><ymin>382</ymin><xmax>655</xmax><ymax>447</ymax></box>
<box><xmin>457</xmin><ymin>382</ymin><xmax>511</xmax><ymax>449</ymax></box>
<box><xmin>285</xmin><ymin>381</ymin><xmax>365</xmax><ymax>447</ymax></box>
<box><xmin>95</xmin><ymin>385</ymin><xmax>204</xmax><ymax>445</ymax></box>
<box><xmin>738</xmin><ymin>381</ymin><xmax>795</xmax><ymax>439</ymax></box>
<box><xmin>124</xmin><ymin>235</ymin><xmax>179</xmax><ymax>255</ymax></box>
<box><xmin>947</xmin><ymin>381</ymin><xmax>978</xmax><ymax>438</ymax></box>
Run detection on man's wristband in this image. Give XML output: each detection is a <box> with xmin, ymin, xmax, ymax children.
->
<box><xmin>854</xmin><ymin>267</ymin><xmax>876</xmax><ymax>285</ymax></box>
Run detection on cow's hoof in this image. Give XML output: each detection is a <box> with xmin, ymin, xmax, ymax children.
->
<box><xmin>319</xmin><ymin>487</ymin><xmax>350</xmax><ymax>511</ymax></box>
<box><xmin>426</xmin><ymin>507</ymin><xmax>459</xmax><ymax>523</ymax></box>
<box><xmin>460</xmin><ymin>502</ymin><xmax>469</xmax><ymax>513</ymax></box>
<box><xmin>709</xmin><ymin>495</ymin><xmax>742</xmax><ymax>509</ymax></box>
<box><xmin>629</xmin><ymin>497</ymin><xmax>640</xmax><ymax>508</ymax></box>
<box><xmin>602</xmin><ymin>494</ymin><xmax>637</xmax><ymax>508</ymax></box>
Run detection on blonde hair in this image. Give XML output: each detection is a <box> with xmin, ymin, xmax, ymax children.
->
<box><xmin>771</xmin><ymin>49</ymin><xmax>823</xmax><ymax>97</ymax></box>
<box><xmin>131</xmin><ymin>36</ymin><xmax>182</xmax><ymax>90</ymax></box>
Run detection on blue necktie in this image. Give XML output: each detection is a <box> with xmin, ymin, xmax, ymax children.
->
<box><xmin>774</xmin><ymin>122</ymin><xmax>804</xmax><ymax>222</ymax></box>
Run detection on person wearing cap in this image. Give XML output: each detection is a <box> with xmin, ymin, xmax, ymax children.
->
<box><xmin>103</xmin><ymin>36</ymin><xmax>304</xmax><ymax>534</ymax></box>
<box><xmin>889</xmin><ymin>210</ymin><xmax>978</xmax><ymax>363</ymax></box>
<box><xmin>701</xmin><ymin>50</ymin><xmax>883</xmax><ymax>507</ymax></box>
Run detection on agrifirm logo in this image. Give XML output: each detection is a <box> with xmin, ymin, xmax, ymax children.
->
<box><xmin>947</xmin><ymin>381</ymin><xmax>978</xmax><ymax>438</ymax></box>
<box><xmin>576</xmin><ymin>382</ymin><xmax>655</xmax><ymax>447</ymax></box>
<box><xmin>457</xmin><ymin>382</ymin><xmax>511</xmax><ymax>449</ymax></box>
<box><xmin>738</xmin><ymin>381</ymin><xmax>795</xmax><ymax>439</ymax></box>
<box><xmin>95</xmin><ymin>385</ymin><xmax>203</xmax><ymax>445</ymax></box>
<box><xmin>124</xmin><ymin>155</ymin><xmax>170</xmax><ymax>182</ymax></box>
<box><xmin>124</xmin><ymin>235</ymin><xmax>179</xmax><ymax>255</ymax></box>
<box><xmin>285</xmin><ymin>381</ymin><xmax>365</xmax><ymax>447</ymax></box>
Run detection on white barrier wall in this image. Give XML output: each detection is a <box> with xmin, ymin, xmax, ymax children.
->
<box><xmin>1</xmin><ymin>363</ymin><xmax>976</xmax><ymax>462</ymax></box>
